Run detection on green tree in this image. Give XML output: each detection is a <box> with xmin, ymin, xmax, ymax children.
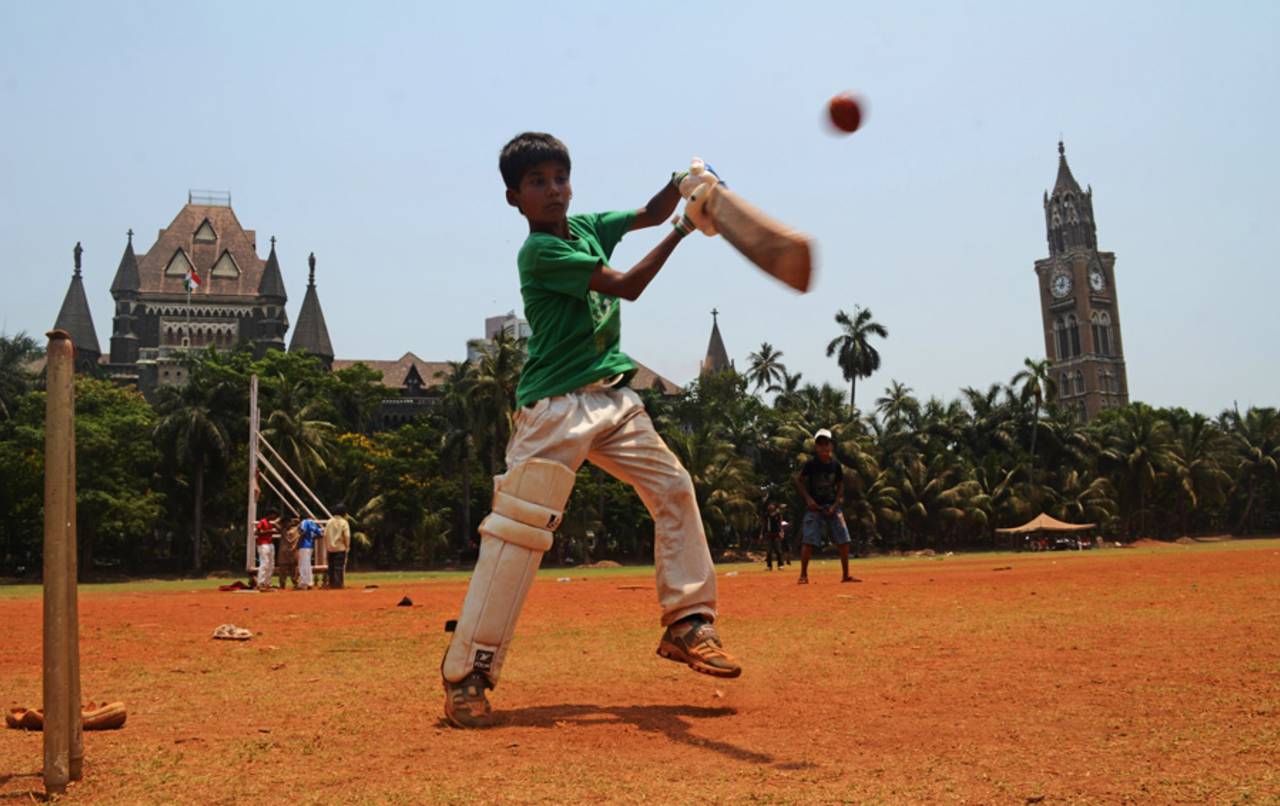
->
<box><xmin>826</xmin><ymin>306</ymin><xmax>888</xmax><ymax>412</ymax></box>
<box><xmin>154</xmin><ymin>378</ymin><xmax>230</xmax><ymax>572</ymax></box>
<box><xmin>1010</xmin><ymin>357</ymin><xmax>1057</xmax><ymax>479</ymax></box>
<box><xmin>1222</xmin><ymin>406</ymin><xmax>1280</xmax><ymax>534</ymax></box>
<box><xmin>1101</xmin><ymin>404</ymin><xmax>1174</xmax><ymax>537</ymax></box>
<box><xmin>745</xmin><ymin>342</ymin><xmax>787</xmax><ymax>393</ymax></box>
<box><xmin>0</xmin><ymin>332</ymin><xmax>42</xmax><ymax>421</ymax></box>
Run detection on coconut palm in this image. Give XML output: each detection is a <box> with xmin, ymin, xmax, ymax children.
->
<box><xmin>826</xmin><ymin>306</ymin><xmax>888</xmax><ymax>411</ymax></box>
<box><xmin>1164</xmin><ymin>415</ymin><xmax>1230</xmax><ymax>535</ymax></box>
<box><xmin>1101</xmin><ymin>404</ymin><xmax>1174</xmax><ymax>537</ymax></box>
<box><xmin>471</xmin><ymin>329</ymin><xmax>526</xmax><ymax>475</ymax></box>
<box><xmin>260</xmin><ymin>372</ymin><xmax>337</xmax><ymax>485</ymax></box>
<box><xmin>876</xmin><ymin>380</ymin><xmax>919</xmax><ymax>433</ymax></box>
<box><xmin>1222</xmin><ymin>407</ymin><xmax>1280</xmax><ymax>534</ymax></box>
<box><xmin>745</xmin><ymin>342</ymin><xmax>787</xmax><ymax>393</ymax></box>
<box><xmin>1011</xmin><ymin>357</ymin><xmax>1057</xmax><ymax>475</ymax></box>
<box><xmin>153</xmin><ymin>381</ymin><xmax>229</xmax><ymax>573</ymax></box>
<box><xmin>665</xmin><ymin>429</ymin><xmax>758</xmax><ymax>548</ymax></box>
<box><xmin>436</xmin><ymin>361</ymin><xmax>482</xmax><ymax>548</ymax></box>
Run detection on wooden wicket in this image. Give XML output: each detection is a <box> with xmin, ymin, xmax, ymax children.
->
<box><xmin>42</xmin><ymin>330</ymin><xmax>83</xmax><ymax>795</ymax></box>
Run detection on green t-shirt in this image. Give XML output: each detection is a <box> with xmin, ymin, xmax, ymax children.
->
<box><xmin>515</xmin><ymin>210</ymin><xmax>638</xmax><ymax>408</ymax></box>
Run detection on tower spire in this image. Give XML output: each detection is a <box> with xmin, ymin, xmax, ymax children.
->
<box><xmin>54</xmin><ymin>242</ymin><xmax>102</xmax><ymax>367</ymax></box>
<box><xmin>289</xmin><ymin>251</ymin><xmax>334</xmax><ymax>368</ymax></box>
<box><xmin>701</xmin><ymin>308</ymin><xmax>731</xmax><ymax>376</ymax></box>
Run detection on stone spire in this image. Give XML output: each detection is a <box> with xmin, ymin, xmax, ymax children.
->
<box><xmin>53</xmin><ymin>241</ymin><xmax>102</xmax><ymax>369</ymax></box>
<box><xmin>254</xmin><ymin>236</ymin><xmax>288</xmax><ymax>355</ymax></box>
<box><xmin>700</xmin><ymin>308</ymin><xmax>732</xmax><ymax>375</ymax></box>
<box><xmin>258</xmin><ymin>235</ymin><xmax>288</xmax><ymax>301</ymax></box>
<box><xmin>109</xmin><ymin>229</ymin><xmax>140</xmax><ymax>294</ymax></box>
<box><xmin>1043</xmin><ymin>140</ymin><xmax>1098</xmax><ymax>256</ymax></box>
<box><xmin>109</xmin><ymin>230</ymin><xmax>142</xmax><ymax>364</ymax></box>
<box><xmin>288</xmin><ymin>252</ymin><xmax>334</xmax><ymax>368</ymax></box>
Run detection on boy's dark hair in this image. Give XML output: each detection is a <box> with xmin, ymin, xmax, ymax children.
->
<box><xmin>499</xmin><ymin>132</ymin><xmax>571</xmax><ymax>191</ymax></box>
<box><xmin>263</xmin><ymin>508</ymin><xmax>278</xmax><ymax>518</ymax></box>
<box><xmin>334</xmin><ymin>503</ymin><xmax>348</xmax><ymax>516</ymax></box>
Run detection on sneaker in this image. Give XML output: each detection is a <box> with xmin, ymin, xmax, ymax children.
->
<box><xmin>841</xmin><ymin>576</ymin><xmax>862</xmax><ymax>583</ymax></box>
<box><xmin>443</xmin><ymin>672</ymin><xmax>495</xmax><ymax>728</ymax></box>
<box><xmin>797</xmin><ymin>576</ymin><xmax>809</xmax><ymax>584</ymax></box>
<box><xmin>656</xmin><ymin>617</ymin><xmax>741</xmax><ymax>678</ymax></box>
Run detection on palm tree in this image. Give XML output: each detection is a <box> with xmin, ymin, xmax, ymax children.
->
<box><xmin>1010</xmin><ymin>357</ymin><xmax>1057</xmax><ymax>477</ymax></box>
<box><xmin>875</xmin><ymin>380</ymin><xmax>918</xmax><ymax>433</ymax></box>
<box><xmin>153</xmin><ymin>382</ymin><xmax>229</xmax><ymax>573</ymax></box>
<box><xmin>436</xmin><ymin>361</ymin><xmax>481</xmax><ymax>548</ymax></box>
<box><xmin>665</xmin><ymin>428</ymin><xmax>758</xmax><ymax>549</ymax></box>
<box><xmin>826</xmin><ymin>307</ymin><xmax>888</xmax><ymax>412</ymax></box>
<box><xmin>261</xmin><ymin>372</ymin><xmax>336</xmax><ymax>485</ymax></box>
<box><xmin>1222</xmin><ymin>407</ymin><xmax>1280</xmax><ymax>534</ymax></box>
<box><xmin>1101</xmin><ymin>404</ymin><xmax>1173</xmax><ymax>537</ymax></box>
<box><xmin>745</xmin><ymin>342</ymin><xmax>787</xmax><ymax>393</ymax></box>
<box><xmin>1165</xmin><ymin>415</ymin><xmax>1230</xmax><ymax>535</ymax></box>
<box><xmin>772</xmin><ymin>370</ymin><xmax>805</xmax><ymax>411</ymax></box>
<box><xmin>0</xmin><ymin>332</ymin><xmax>42</xmax><ymax>420</ymax></box>
<box><xmin>471</xmin><ymin>329</ymin><xmax>526</xmax><ymax>475</ymax></box>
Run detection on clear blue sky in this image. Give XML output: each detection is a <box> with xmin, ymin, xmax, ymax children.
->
<box><xmin>3</xmin><ymin>1</ymin><xmax>1277</xmax><ymax>416</ymax></box>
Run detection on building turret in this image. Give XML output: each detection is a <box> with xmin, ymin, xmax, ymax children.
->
<box><xmin>288</xmin><ymin>252</ymin><xmax>334</xmax><ymax>368</ymax></box>
<box><xmin>53</xmin><ymin>242</ymin><xmax>102</xmax><ymax>372</ymax></box>
<box><xmin>255</xmin><ymin>236</ymin><xmax>289</xmax><ymax>355</ymax></box>
<box><xmin>109</xmin><ymin>229</ymin><xmax>142</xmax><ymax>364</ymax></box>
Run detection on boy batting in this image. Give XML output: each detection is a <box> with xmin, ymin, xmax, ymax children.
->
<box><xmin>440</xmin><ymin>133</ymin><xmax>741</xmax><ymax>728</ymax></box>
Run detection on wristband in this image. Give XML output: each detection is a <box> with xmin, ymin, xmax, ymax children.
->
<box><xmin>670</xmin><ymin>170</ymin><xmax>689</xmax><ymax>190</ymax></box>
<box><xmin>672</xmin><ymin>214</ymin><xmax>695</xmax><ymax>237</ymax></box>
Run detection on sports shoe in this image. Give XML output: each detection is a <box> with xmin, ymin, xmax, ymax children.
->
<box><xmin>443</xmin><ymin>671</ymin><xmax>495</xmax><ymax>728</ymax></box>
<box><xmin>656</xmin><ymin>617</ymin><xmax>742</xmax><ymax>678</ymax></box>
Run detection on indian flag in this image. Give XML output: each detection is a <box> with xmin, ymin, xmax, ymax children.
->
<box><xmin>184</xmin><ymin>267</ymin><xmax>202</xmax><ymax>292</ymax></box>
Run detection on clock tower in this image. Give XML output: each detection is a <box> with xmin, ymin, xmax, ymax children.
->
<box><xmin>1033</xmin><ymin>141</ymin><xmax>1130</xmax><ymax>421</ymax></box>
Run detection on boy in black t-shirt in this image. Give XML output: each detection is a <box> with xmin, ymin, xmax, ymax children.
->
<box><xmin>793</xmin><ymin>429</ymin><xmax>857</xmax><ymax>584</ymax></box>
<box><xmin>760</xmin><ymin>501</ymin><xmax>785</xmax><ymax>570</ymax></box>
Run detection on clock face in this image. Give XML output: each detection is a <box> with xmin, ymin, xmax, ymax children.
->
<box><xmin>1051</xmin><ymin>272</ymin><xmax>1072</xmax><ymax>298</ymax></box>
<box><xmin>1089</xmin><ymin>269</ymin><xmax>1105</xmax><ymax>291</ymax></box>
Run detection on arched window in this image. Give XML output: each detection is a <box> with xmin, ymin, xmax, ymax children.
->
<box><xmin>1099</xmin><ymin>312</ymin><xmax>1113</xmax><ymax>356</ymax></box>
<box><xmin>1074</xmin><ymin>370</ymin><xmax>1085</xmax><ymax>396</ymax></box>
<box><xmin>1066</xmin><ymin>315</ymin><xmax>1081</xmax><ymax>357</ymax></box>
<box><xmin>1060</xmin><ymin>372</ymin><xmax>1070</xmax><ymax>399</ymax></box>
<box><xmin>1054</xmin><ymin>318</ymin><xmax>1069</xmax><ymax>360</ymax></box>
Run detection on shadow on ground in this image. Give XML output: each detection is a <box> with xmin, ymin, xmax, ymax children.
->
<box><xmin>494</xmin><ymin>703</ymin><xmax>815</xmax><ymax>770</ymax></box>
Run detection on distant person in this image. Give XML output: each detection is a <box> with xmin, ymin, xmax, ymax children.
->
<box><xmin>324</xmin><ymin>504</ymin><xmax>351</xmax><ymax>589</ymax></box>
<box><xmin>760</xmin><ymin>501</ymin><xmax>785</xmax><ymax>571</ymax></box>
<box><xmin>277</xmin><ymin>516</ymin><xmax>300</xmax><ymax>589</ymax></box>
<box><xmin>254</xmin><ymin>508</ymin><xmax>280</xmax><ymax>591</ymax></box>
<box><xmin>793</xmin><ymin>429</ymin><xmax>857</xmax><ymax>584</ymax></box>
<box><xmin>297</xmin><ymin>516</ymin><xmax>322</xmax><ymax>590</ymax></box>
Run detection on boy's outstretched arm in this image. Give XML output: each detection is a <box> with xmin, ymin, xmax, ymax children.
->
<box><xmin>629</xmin><ymin>174</ymin><xmax>684</xmax><ymax>230</ymax></box>
<box><xmin>588</xmin><ymin>227</ymin><xmax>686</xmax><ymax>302</ymax></box>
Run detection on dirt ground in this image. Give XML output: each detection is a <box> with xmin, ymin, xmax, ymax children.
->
<box><xmin>3</xmin><ymin>541</ymin><xmax>1279</xmax><ymax>804</ymax></box>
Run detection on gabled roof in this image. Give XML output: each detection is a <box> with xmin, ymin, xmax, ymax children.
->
<box><xmin>133</xmin><ymin>203</ymin><xmax>267</xmax><ymax>298</ymax></box>
<box><xmin>631</xmin><ymin>361</ymin><xmax>681</xmax><ymax>395</ymax></box>
<box><xmin>109</xmin><ymin>233</ymin><xmax>140</xmax><ymax>294</ymax></box>
<box><xmin>53</xmin><ymin>265</ymin><xmax>101</xmax><ymax>357</ymax></box>
<box><xmin>331</xmin><ymin>352</ymin><xmax>452</xmax><ymax>391</ymax></box>
<box><xmin>289</xmin><ymin>255</ymin><xmax>333</xmax><ymax>359</ymax></box>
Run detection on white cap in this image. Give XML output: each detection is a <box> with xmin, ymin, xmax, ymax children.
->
<box><xmin>814</xmin><ymin>428</ymin><xmax>833</xmax><ymax>442</ymax></box>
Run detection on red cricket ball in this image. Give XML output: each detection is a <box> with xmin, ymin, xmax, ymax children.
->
<box><xmin>828</xmin><ymin>92</ymin><xmax>864</xmax><ymax>134</ymax></box>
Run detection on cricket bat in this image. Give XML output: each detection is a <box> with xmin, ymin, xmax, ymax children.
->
<box><xmin>703</xmin><ymin>184</ymin><xmax>813</xmax><ymax>293</ymax></box>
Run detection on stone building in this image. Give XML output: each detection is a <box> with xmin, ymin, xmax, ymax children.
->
<box><xmin>1033</xmin><ymin>143</ymin><xmax>1130</xmax><ymax>421</ymax></box>
<box><xmin>51</xmin><ymin>242</ymin><xmax>102</xmax><ymax>373</ymax></box>
<box><xmin>100</xmin><ymin>193</ymin><xmax>292</xmax><ymax>393</ymax></box>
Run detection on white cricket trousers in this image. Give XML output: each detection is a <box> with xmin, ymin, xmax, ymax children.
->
<box><xmin>297</xmin><ymin>547</ymin><xmax>314</xmax><ymax>588</ymax></box>
<box><xmin>505</xmin><ymin>383</ymin><xmax>716</xmax><ymax>626</ymax></box>
<box><xmin>256</xmin><ymin>544</ymin><xmax>275</xmax><ymax>589</ymax></box>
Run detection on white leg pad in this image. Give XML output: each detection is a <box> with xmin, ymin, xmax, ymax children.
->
<box><xmin>442</xmin><ymin>459</ymin><xmax>576</xmax><ymax>685</ymax></box>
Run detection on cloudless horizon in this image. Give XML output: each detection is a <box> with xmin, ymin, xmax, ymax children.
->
<box><xmin>3</xmin><ymin>1</ymin><xmax>1277</xmax><ymax>417</ymax></box>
